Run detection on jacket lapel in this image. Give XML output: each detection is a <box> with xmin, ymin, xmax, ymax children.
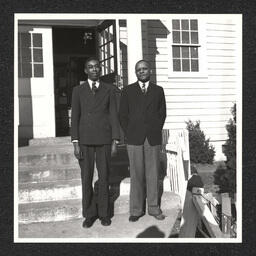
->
<box><xmin>145</xmin><ymin>82</ymin><xmax>155</xmax><ymax>109</ymax></box>
<box><xmin>93</xmin><ymin>81</ymin><xmax>109</xmax><ymax>107</ymax></box>
<box><xmin>81</xmin><ymin>81</ymin><xmax>94</xmax><ymax>110</ymax></box>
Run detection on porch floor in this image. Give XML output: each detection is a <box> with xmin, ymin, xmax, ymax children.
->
<box><xmin>18</xmin><ymin>208</ymin><xmax>181</xmax><ymax>240</ymax></box>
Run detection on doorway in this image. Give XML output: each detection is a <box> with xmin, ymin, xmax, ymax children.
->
<box><xmin>52</xmin><ymin>27</ymin><xmax>96</xmax><ymax>136</ymax></box>
<box><xmin>52</xmin><ymin>21</ymin><xmax>118</xmax><ymax>137</ymax></box>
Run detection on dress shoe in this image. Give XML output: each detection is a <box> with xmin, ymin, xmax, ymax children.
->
<box><xmin>82</xmin><ymin>216</ymin><xmax>98</xmax><ymax>228</ymax></box>
<box><xmin>129</xmin><ymin>215</ymin><xmax>141</xmax><ymax>222</ymax></box>
<box><xmin>150</xmin><ymin>213</ymin><xmax>165</xmax><ymax>220</ymax></box>
<box><xmin>100</xmin><ymin>217</ymin><xmax>111</xmax><ymax>226</ymax></box>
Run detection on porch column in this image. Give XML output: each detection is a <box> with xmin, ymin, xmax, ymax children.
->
<box><xmin>127</xmin><ymin>18</ymin><xmax>143</xmax><ymax>84</ymax></box>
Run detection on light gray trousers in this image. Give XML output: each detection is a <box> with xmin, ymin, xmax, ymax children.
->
<box><xmin>127</xmin><ymin>138</ymin><xmax>162</xmax><ymax>216</ymax></box>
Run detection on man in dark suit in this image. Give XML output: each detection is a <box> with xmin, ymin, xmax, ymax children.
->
<box><xmin>119</xmin><ymin>60</ymin><xmax>167</xmax><ymax>222</ymax></box>
<box><xmin>71</xmin><ymin>57</ymin><xmax>120</xmax><ymax>228</ymax></box>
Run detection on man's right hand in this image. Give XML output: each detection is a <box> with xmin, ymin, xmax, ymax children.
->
<box><xmin>73</xmin><ymin>142</ymin><xmax>83</xmax><ymax>160</ymax></box>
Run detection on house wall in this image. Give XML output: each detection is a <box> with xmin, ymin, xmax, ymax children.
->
<box><xmin>118</xmin><ymin>16</ymin><xmax>240</xmax><ymax>161</ymax></box>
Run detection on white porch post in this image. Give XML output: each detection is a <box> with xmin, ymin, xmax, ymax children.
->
<box><xmin>127</xmin><ymin>17</ymin><xmax>143</xmax><ymax>84</ymax></box>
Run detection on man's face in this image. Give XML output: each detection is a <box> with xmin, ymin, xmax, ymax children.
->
<box><xmin>84</xmin><ymin>59</ymin><xmax>101</xmax><ymax>81</ymax></box>
<box><xmin>135</xmin><ymin>61</ymin><xmax>151</xmax><ymax>82</ymax></box>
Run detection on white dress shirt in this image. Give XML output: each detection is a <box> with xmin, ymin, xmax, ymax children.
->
<box><xmin>138</xmin><ymin>80</ymin><xmax>149</xmax><ymax>92</ymax></box>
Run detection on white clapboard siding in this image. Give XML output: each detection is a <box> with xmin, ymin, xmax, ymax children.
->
<box><xmin>167</xmin><ymin>101</ymin><xmax>234</xmax><ymax>109</ymax></box>
<box><xmin>167</xmin><ymin>108</ymin><xmax>231</xmax><ymax>116</ymax></box>
<box><xmin>165</xmin><ymin>95</ymin><xmax>236</xmax><ymax>102</ymax></box>
<box><xmin>163</xmin><ymin>120</ymin><xmax>229</xmax><ymax>129</ymax></box>
<box><xmin>164</xmin><ymin>88</ymin><xmax>235</xmax><ymax>96</ymax></box>
<box><xmin>165</xmin><ymin>115</ymin><xmax>231</xmax><ymax>123</ymax></box>
<box><xmin>162</xmin><ymin>82</ymin><xmax>236</xmax><ymax>89</ymax></box>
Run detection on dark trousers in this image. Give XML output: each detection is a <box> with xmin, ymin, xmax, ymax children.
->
<box><xmin>79</xmin><ymin>144</ymin><xmax>111</xmax><ymax>218</ymax></box>
<box><xmin>127</xmin><ymin>138</ymin><xmax>161</xmax><ymax>216</ymax></box>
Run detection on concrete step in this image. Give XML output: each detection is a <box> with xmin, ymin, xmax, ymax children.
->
<box><xmin>19</xmin><ymin>144</ymin><xmax>129</xmax><ymax>168</ymax></box>
<box><xmin>18</xmin><ymin>207</ymin><xmax>181</xmax><ymax>239</ymax></box>
<box><xmin>29</xmin><ymin>136</ymin><xmax>71</xmax><ymax>146</ymax></box>
<box><xmin>18</xmin><ymin>190</ymin><xmax>181</xmax><ymax>224</ymax></box>
<box><xmin>18</xmin><ymin>178</ymin><xmax>132</xmax><ymax>203</ymax></box>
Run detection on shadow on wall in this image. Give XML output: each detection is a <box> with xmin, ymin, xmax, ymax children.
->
<box><xmin>18</xmin><ymin>78</ymin><xmax>33</xmax><ymax>147</ymax></box>
<box><xmin>142</xmin><ymin>20</ymin><xmax>170</xmax><ymax>84</ymax></box>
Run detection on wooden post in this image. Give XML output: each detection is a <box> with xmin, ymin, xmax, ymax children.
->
<box><xmin>179</xmin><ymin>190</ymin><xmax>199</xmax><ymax>237</ymax></box>
<box><xmin>221</xmin><ymin>193</ymin><xmax>232</xmax><ymax>237</ymax></box>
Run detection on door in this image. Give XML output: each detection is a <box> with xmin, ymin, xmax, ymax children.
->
<box><xmin>97</xmin><ymin>20</ymin><xmax>118</xmax><ymax>84</ymax></box>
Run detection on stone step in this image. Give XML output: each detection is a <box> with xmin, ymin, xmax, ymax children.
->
<box><xmin>18</xmin><ymin>178</ymin><xmax>132</xmax><ymax>204</ymax></box>
<box><xmin>18</xmin><ymin>190</ymin><xmax>181</xmax><ymax>224</ymax></box>
<box><xmin>18</xmin><ymin>207</ymin><xmax>181</xmax><ymax>239</ymax></box>
<box><xmin>29</xmin><ymin>136</ymin><xmax>71</xmax><ymax>146</ymax></box>
<box><xmin>19</xmin><ymin>144</ymin><xmax>129</xmax><ymax>168</ymax></box>
<box><xmin>19</xmin><ymin>157</ymin><xmax>129</xmax><ymax>184</ymax></box>
<box><xmin>18</xmin><ymin>166</ymin><xmax>81</xmax><ymax>183</ymax></box>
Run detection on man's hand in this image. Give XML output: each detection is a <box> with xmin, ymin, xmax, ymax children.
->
<box><xmin>111</xmin><ymin>140</ymin><xmax>118</xmax><ymax>157</ymax></box>
<box><xmin>73</xmin><ymin>142</ymin><xmax>83</xmax><ymax>160</ymax></box>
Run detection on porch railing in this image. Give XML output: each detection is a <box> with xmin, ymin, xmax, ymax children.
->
<box><xmin>162</xmin><ymin>129</ymin><xmax>191</xmax><ymax>208</ymax></box>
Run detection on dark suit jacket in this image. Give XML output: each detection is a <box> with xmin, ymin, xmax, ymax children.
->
<box><xmin>119</xmin><ymin>82</ymin><xmax>166</xmax><ymax>146</ymax></box>
<box><xmin>71</xmin><ymin>81</ymin><xmax>120</xmax><ymax>145</ymax></box>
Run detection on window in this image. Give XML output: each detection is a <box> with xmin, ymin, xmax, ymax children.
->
<box><xmin>171</xmin><ymin>19</ymin><xmax>200</xmax><ymax>72</ymax></box>
<box><xmin>98</xmin><ymin>24</ymin><xmax>115</xmax><ymax>76</ymax></box>
<box><xmin>18</xmin><ymin>32</ymin><xmax>44</xmax><ymax>78</ymax></box>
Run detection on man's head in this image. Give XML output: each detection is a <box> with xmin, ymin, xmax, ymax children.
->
<box><xmin>135</xmin><ymin>60</ymin><xmax>151</xmax><ymax>82</ymax></box>
<box><xmin>84</xmin><ymin>57</ymin><xmax>101</xmax><ymax>81</ymax></box>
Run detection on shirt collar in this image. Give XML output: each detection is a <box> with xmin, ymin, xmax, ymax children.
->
<box><xmin>88</xmin><ymin>79</ymin><xmax>100</xmax><ymax>89</ymax></box>
<box><xmin>138</xmin><ymin>80</ymin><xmax>149</xmax><ymax>89</ymax></box>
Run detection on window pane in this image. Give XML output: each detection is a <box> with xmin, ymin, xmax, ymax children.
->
<box><xmin>172</xmin><ymin>19</ymin><xmax>180</xmax><ymax>30</ymax></box>
<box><xmin>20</xmin><ymin>33</ymin><xmax>31</xmax><ymax>47</ymax></box>
<box><xmin>32</xmin><ymin>33</ymin><xmax>42</xmax><ymax>47</ymax></box>
<box><xmin>173</xmin><ymin>59</ymin><xmax>181</xmax><ymax>71</ymax></box>
<box><xmin>181</xmin><ymin>47</ymin><xmax>189</xmax><ymax>58</ymax></box>
<box><xmin>191</xmin><ymin>47</ymin><xmax>198</xmax><ymax>58</ymax></box>
<box><xmin>181</xmin><ymin>20</ymin><xmax>189</xmax><ymax>30</ymax></box>
<box><xmin>20</xmin><ymin>47</ymin><xmax>31</xmax><ymax>62</ymax></box>
<box><xmin>182</xmin><ymin>31</ymin><xmax>189</xmax><ymax>44</ymax></box>
<box><xmin>191</xmin><ymin>32</ymin><xmax>199</xmax><ymax>44</ymax></box>
<box><xmin>172</xmin><ymin>46</ymin><xmax>180</xmax><ymax>58</ymax></box>
<box><xmin>33</xmin><ymin>48</ymin><xmax>43</xmax><ymax>62</ymax></box>
<box><xmin>191</xmin><ymin>59</ymin><xmax>199</xmax><ymax>71</ymax></box>
<box><xmin>182</xmin><ymin>59</ymin><xmax>190</xmax><ymax>71</ymax></box>
<box><xmin>34</xmin><ymin>64</ymin><xmax>44</xmax><ymax>77</ymax></box>
<box><xmin>110</xmin><ymin>57</ymin><xmax>114</xmax><ymax>73</ymax></box>
<box><xmin>190</xmin><ymin>20</ymin><xmax>198</xmax><ymax>30</ymax></box>
<box><xmin>22</xmin><ymin>63</ymin><xmax>32</xmax><ymax>78</ymax></box>
<box><xmin>109</xmin><ymin>25</ymin><xmax>113</xmax><ymax>41</ymax></box>
<box><xmin>173</xmin><ymin>31</ymin><xmax>180</xmax><ymax>43</ymax></box>
<box><xmin>110</xmin><ymin>42</ymin><xmax>114</xmax><ymax>57</ymax></box>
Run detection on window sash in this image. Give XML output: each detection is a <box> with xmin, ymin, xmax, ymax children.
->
<box><xmin>171</xmin><ymin>19</ymin><xmax>200</xmax><ymax>73</ymax></box>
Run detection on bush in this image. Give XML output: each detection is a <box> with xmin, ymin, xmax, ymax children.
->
<box><xmin>214</xmin><ymin>104</ymin><xmax>236</xmax><ymax>195</ymax></box>
<box><xmin>186</xmin><ymin>120</ymin><xmax>215</xmax><ymax>164</ymax></box>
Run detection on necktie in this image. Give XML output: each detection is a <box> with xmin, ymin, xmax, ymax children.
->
<box><xmin>92</xmin><ymin>82</ymin><xmax>98</xmax><ymax>95</ymax></box>
<box><xmin>141</xmin><ymin>83</ymin><xmax>146</xmax><ymax>95</ymax></box>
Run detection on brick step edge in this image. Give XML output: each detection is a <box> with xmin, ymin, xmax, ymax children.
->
<box><xmin>18</xmin><ymin>191</ymin><xmax>181</xmax><ymax>224</ymax></box>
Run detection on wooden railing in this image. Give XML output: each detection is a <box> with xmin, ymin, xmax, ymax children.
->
<box><xmin>162</xmin><ymin>129</ymin><xmax>191</xmax><ymax>208</ymax></box>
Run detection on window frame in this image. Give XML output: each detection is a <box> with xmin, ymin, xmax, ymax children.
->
<box><xmin>18</xmin><ymin>30</ymin><xmax>44</xmax><ymax>78</ymax></box>
<box><xmin>98</xmin><ymin>24</ymin><xmax>115</xmax><ymax>76</ymax></box>
<box><xmin>168</xmin><ymin>16</ymin><xmax>208</xmax><ymax>78</ymax></box>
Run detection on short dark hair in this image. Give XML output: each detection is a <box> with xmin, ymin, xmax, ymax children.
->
<box><xmin>84</xmin><ymin>57</ymin><xmax>100</xmax><ymax>68</ymax></box>
<box><xmin>135</xmin><ymin>59</ymin><xmax>150</xmax><ymax>69</ymax></box>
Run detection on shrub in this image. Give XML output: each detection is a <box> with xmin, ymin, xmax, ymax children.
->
<box><xmin>214</xmin><ymin>104</ymin><xmax>236</xmax><ymax>195</ymax></box>
<box><xmin>186</xmin><ymin>120</ymin><xmax>215</xmax><ymax>164</ymax></box>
